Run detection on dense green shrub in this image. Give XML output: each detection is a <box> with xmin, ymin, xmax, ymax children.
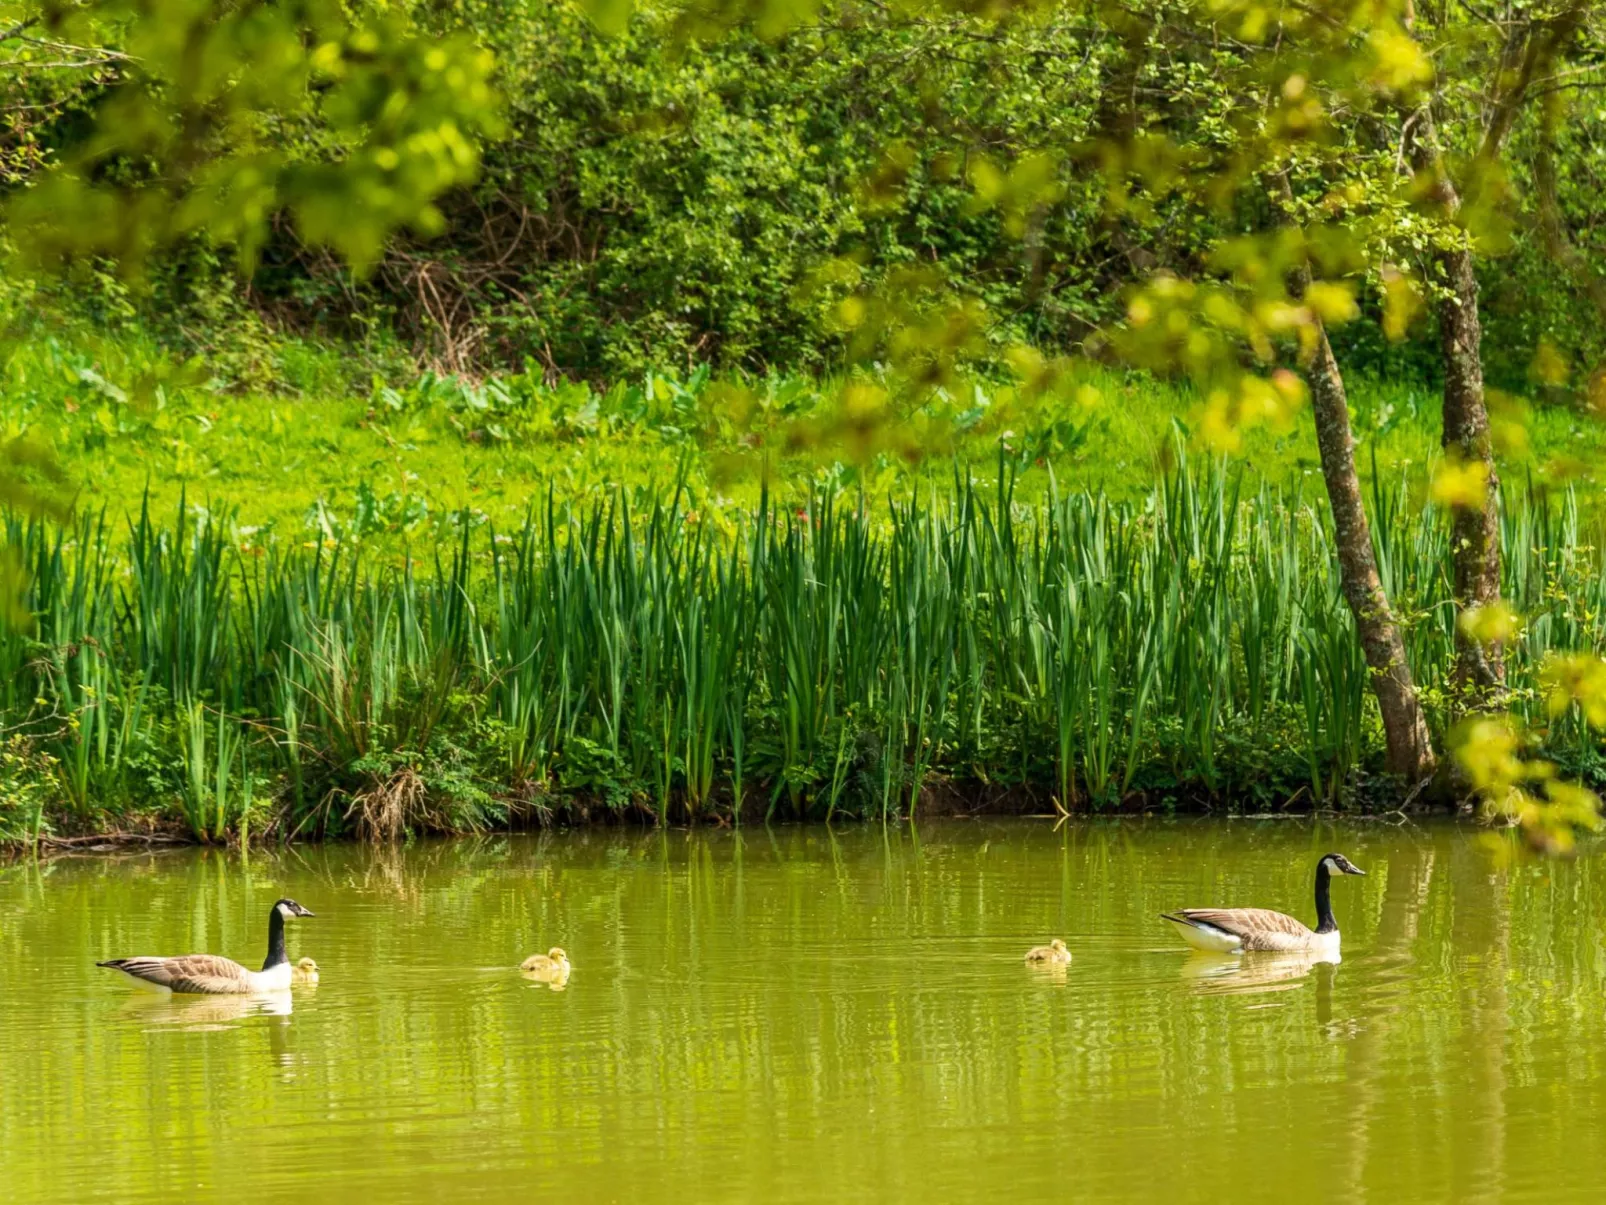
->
<box><xmin>6</xmin><ymin>2</ymin><xmax>1604</xmax><ymax>390</ymax></box>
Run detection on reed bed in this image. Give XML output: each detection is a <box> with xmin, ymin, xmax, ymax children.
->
<box><xmin>2</xmin><ymin>452</ymin><xmax>1604</xmax><ymax>841</ymax></box>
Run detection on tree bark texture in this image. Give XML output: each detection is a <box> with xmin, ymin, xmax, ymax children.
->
<box><xmin>1306</xmin><ymin>311</ymin><xmax>1439</xmax><ymax>780</ymax></box>
<box><xmin>1434</xmin><ymin>235</ymin><xmax>1505</xmax><ymax>699</ymax></box>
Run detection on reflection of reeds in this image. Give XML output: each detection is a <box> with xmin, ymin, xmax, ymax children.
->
<box><xmin>3</xmin><ymin>447</ymin><xmax>1604</xmax><ymax>839</ymax></box>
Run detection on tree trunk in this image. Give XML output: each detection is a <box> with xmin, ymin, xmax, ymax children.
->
<box><xmin>1277</xmin><ymin>170</ymin><xmax>1437</xmax><ymax>781</ymax></box>
<box><xmin>1434</xmin><ymin>238</ymin><xmax>1505</xmax><ymax>700</ymax></box>
<box><xmin>1305</xmin><ymin>306</ymin><xmax>1439</xmax><ymax>780</ymax></box>
<box><xmin>1408</xmin><ymin>135</ymin><xmax>1505</xmax><ymax>703</ymax></box>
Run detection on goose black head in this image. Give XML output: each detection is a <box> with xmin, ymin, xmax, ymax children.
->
<box><xmin>274</xmin><ymin>898</ymin><xmax>316</xmax><ymax>918</ymax></box>
<box><xmin>1318</xmin><ymin>853</ymin><xmax>1365</xmax><ymax>877</ymax></box>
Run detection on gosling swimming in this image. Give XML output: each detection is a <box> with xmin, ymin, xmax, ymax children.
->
<box><xmin>1160</xmin><ymin>853</ymin><xmax>1365</xmax><ymax>955</ymax></box>
<box><xmin>521</xmin><ymin>946</ymin><xmax>571</xmax><ymax>983</ymax></box>
<box><xmin>98</xmin><ymin>898</ymin><xmax>315</xmax><ymax>994</ymax></box>
<box><xmin>292</xmin><ymin>957</ymin><xmax>320</xmax><ymax>984</ymax></box>
<box><xmin>1024</xmin><ymin>938</ymin><xmax>1071</xmax><ymax>965</ymax></box>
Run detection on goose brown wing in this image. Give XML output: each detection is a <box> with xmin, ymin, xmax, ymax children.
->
<box><xmin>1175</xmin><ymin>908</ymin><xmax>1316</xmax><ymax>952</ymax></box>
<box><xmin>99</xmin><ymin>955</ymin><xmax>257</xmax><ymax>994</ymax></box>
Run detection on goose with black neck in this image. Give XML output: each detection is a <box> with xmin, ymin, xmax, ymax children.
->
<box><xmin>1159</xmin><ymin>853</ymin><xmax>1365</xmax><ymax>955</ymax></box>
<box><xmin>98</xmin><ymin>898</ymin><xmax>316</xmax><ymax>994</ymax></box>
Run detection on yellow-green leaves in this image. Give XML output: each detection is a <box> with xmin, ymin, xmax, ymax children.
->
<box><xmin>1542</xmin><ymin>654</ymin><xmax>1606</xmax><ymax>729</ymax></box>
<box><xmin>7</xmin><ymin>2</ymin><xmax>502</xmax><ymax>277</ymax></box>
<box><xmin>1456</xmin><ymin>717</ymin><xmax>1602</xmax><ymax>858</ymax></box>
<box><xmin>1429</xmin><ymin>458</ymin><xmax>1490</xmax><ymax>509</ymax></box>
<box><xmin>1459</xmin><ymin>602</ymin><xmax>1523</xmax><ymax>651</ymax></box>
<box><xmin>966</xmin><ymin>151</ymin><xmax>1062</xmax><ymax>238</ymax></box>
<box><xmin>1365</xmin><ymin>26</ymin><xmax>1432</xmax><ymax>93</ymax></box>
<box><xmin>1531</xmin><ymin>337</ymin><xmax>1569</xmax><ymax>388</ymax></box>
<box><xmin>1379</xmin><ymin>265</ymin><xmax>1423</xmax><ymax>341</ymax></box>
<box><xmin>1456</xmin><ymin>654</ymin><xmax>1606</xmax><ymax>857</ymax></box>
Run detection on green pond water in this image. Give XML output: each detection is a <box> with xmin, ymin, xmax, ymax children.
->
<box><xmin>3</xmin><ymin>819</ymin><xmax>1605</xmax><ymax>1203</ymax></box>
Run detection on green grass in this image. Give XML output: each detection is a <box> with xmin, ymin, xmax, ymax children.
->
<box><xmin>6</xmin><ymin>317</ymin><xmax>1604</xmax><ymax>553</ymax></box>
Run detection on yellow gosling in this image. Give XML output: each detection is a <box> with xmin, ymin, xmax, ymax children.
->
<box><xmin>520</xmin><ymin>947</ymin><xmax>571</xmax><ymax>983</ymax></box>
<box><xmin>292</xmin><ymin>957</ymin><xmax>320</xmax><ymax>985</ymax></box>
<box><xmin>1024</xmin><ymin>938</ymin><xmax>1071</xmax><ymax>965</ymax></box>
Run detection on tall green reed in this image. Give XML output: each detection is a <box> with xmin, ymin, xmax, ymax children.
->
<box><xmin>2</xmin><ymin>445</ymin><xmax>1602</xmax><ymax>838</ymax></box>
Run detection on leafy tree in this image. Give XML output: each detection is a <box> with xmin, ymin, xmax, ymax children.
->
<box><xmin>1400</xmin><ymin>2</ymin><xmax>1602</xmax><ymax>709</ymax></box>
<box><xmin>0</xmin><ymin>0</ymin><xmax>500</xmax><ymax>601</ymax></box>
<box><xmin>1</xmin><ymin>0</ymin><xmax>500</xmax><ymax>274</ymax></box>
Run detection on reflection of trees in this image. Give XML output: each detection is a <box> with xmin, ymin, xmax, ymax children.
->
<box><xmin>1448</xmin><ymin>846</ymin><xmax>1509</xmax><ymax>1205</ymax></box>
<box><xmin>1332</xmin><ymin>832</ymin><xmax>1436</xmax><ymax>1195</ymax></box>
<box><xmin>6</xmin><ymin>821</ymin><xmax>1592</xmax><ymax>1200</ymax></box>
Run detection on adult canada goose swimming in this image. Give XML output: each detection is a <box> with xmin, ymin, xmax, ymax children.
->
<box><xmin>1024</xmin><ymin>938</ymin><xmax>1071</xmax><ymax>965</ymax></box>
<box><xmin>97</xmin><ymin>898</ymin><xmax>315</xmax><ymax>994</ymax></box>
<box><xmin>292</xmin><ymin>958</ymin><xmax>320</xmax><ymax>985</ymax></box>
<box><xmin>520</xmin><ymin>947</ymin><xmax>570</xmax><ymax>983</ymax></box>
<box><xmin>1160</xmin><ymin>853</ymin><xmax>1365</xmax><ymax>954</ymax></box>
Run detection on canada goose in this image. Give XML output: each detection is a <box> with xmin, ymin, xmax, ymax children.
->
<box><xmin>292</xmin><ymin>957</ymin><xmax>320</xmax><ymax>985</ymax></box>
<box><xmin>1160</xmin><ymin>853</ymin><xmax>1365</xmax><ymax>954</ymax></box>
<box><xmin>1024</xmin><ymin>938</ymin><xmax>1071</xmax><ymax>965</ymax></box>
<box><xmin>520</xmin><ymin>946</ymin><xmax>570</xmax><ymax>983</ymax></box>
<box><xmin>97</xmin><ymin>898</ymin><xmax>315</xmax><ymax>994</ymax></box>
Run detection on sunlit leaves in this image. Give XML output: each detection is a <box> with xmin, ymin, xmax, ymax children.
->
<box><xmin>1542</xmin><ymin>653</ymin><xmax>1606</xmax><ymax>729</ymax></box>
<box><xmin>0</xmin><ymin>435</ymin><xmax>73</xmax><ymax>522</ymax></box>
<box><xmin>804</xmin><ymin>260</ymin><xmax>984</xmax><ymax>394</ymax></box>
<box><xmin>1429</xmin><ymin>458</ymin><xmax>1490</xmax><ymax>509</ymax></box>
<box><xmin>1196</xmin><ymin>372</ymin><xmax>1305</xmax><ymax>453</ymax></box>
<box><xmin>1379</xmin><ymin>265</ymin><xmax>1423</xmax><ymax>341</ymax></box>
<box><xmin>7</xmin><ymin>1</ymin><xmax>502</xmax><ymax>275</ymax></box>
<box><xmin>1459</xmin><ymin>601</ymin><xmax>1522</xmax><ymax>650</ymax></box>
<box><xmin>1365</xmin><ymin>27</ymin><xmax>1432</xmax><ymax>93</ymax></box>
<box><xmin>1531</xmin><ymin>337</ymin><xmax>1570</xmax><ymax>387</ymax></box>
<box><xmin>1455</xmin><ymin>716</ymin><xmax>1602</xmax><ymax>857</ymax></box>
<box><xmin>966</xmin><ymin>150</ymin><xmax>1063</xmax><ymax>237</ymax></box>
<box><xmin>1460</xmin><ymin>653</ymin><xmax>1606</xmax><ymax>857</ymax></box>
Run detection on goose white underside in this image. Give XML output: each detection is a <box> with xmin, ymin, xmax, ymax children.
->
<box><xmin>251</xmin><ymin>962</ymin><xmax>294</xmax><ymax>992</ymax></box>
<box><xmin>114</xmin><ymin>968</ymin><xmax>177</xmax><ymax>994</ymax></box>
<box><xmin>1162</xmin><ymin>915</ymin><xmax>1342</xmax><ymax>956</ymax></box>
<box><xmin>1162</xmin><ymin>916</ymin><xmax>1247</xmax><ymax>954</ymax></box>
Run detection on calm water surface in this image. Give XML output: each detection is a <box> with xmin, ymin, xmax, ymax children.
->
<box><xmin>3</xmin><ymin>819</ymin><xmax>1604</xmax><ymax>1203</ymax></box>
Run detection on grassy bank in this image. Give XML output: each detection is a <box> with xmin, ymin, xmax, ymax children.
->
<box><xmin>6</xmin><ymin>320</ymin><xmax>1605</xmax><ymax>550</ymax></box>
<box><xmin>3</xmin><ymin>442</ymin><xmax>1604</xmax><ymax>843</ymax></box>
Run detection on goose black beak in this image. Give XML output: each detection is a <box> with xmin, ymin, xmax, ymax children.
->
<box><xmin>297</xmin><ymin>905</ymin><xmax>316</xmax><ymax>917</ymax></box>
<box><xmin>1347</xmin><ymin>866</ymin><xmax>1366</xmax><ymax>876</ymax></box>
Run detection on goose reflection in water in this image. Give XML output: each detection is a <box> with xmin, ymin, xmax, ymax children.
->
<box><xmin>120</xmin><ymin>988</ymin><xmax>293</xmax><ymax>1031</ymax></box>
<box><xmin>1180</xmin><ymin>950</ymin><xmax>1339</xmax><ymax>997</ymax></box>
